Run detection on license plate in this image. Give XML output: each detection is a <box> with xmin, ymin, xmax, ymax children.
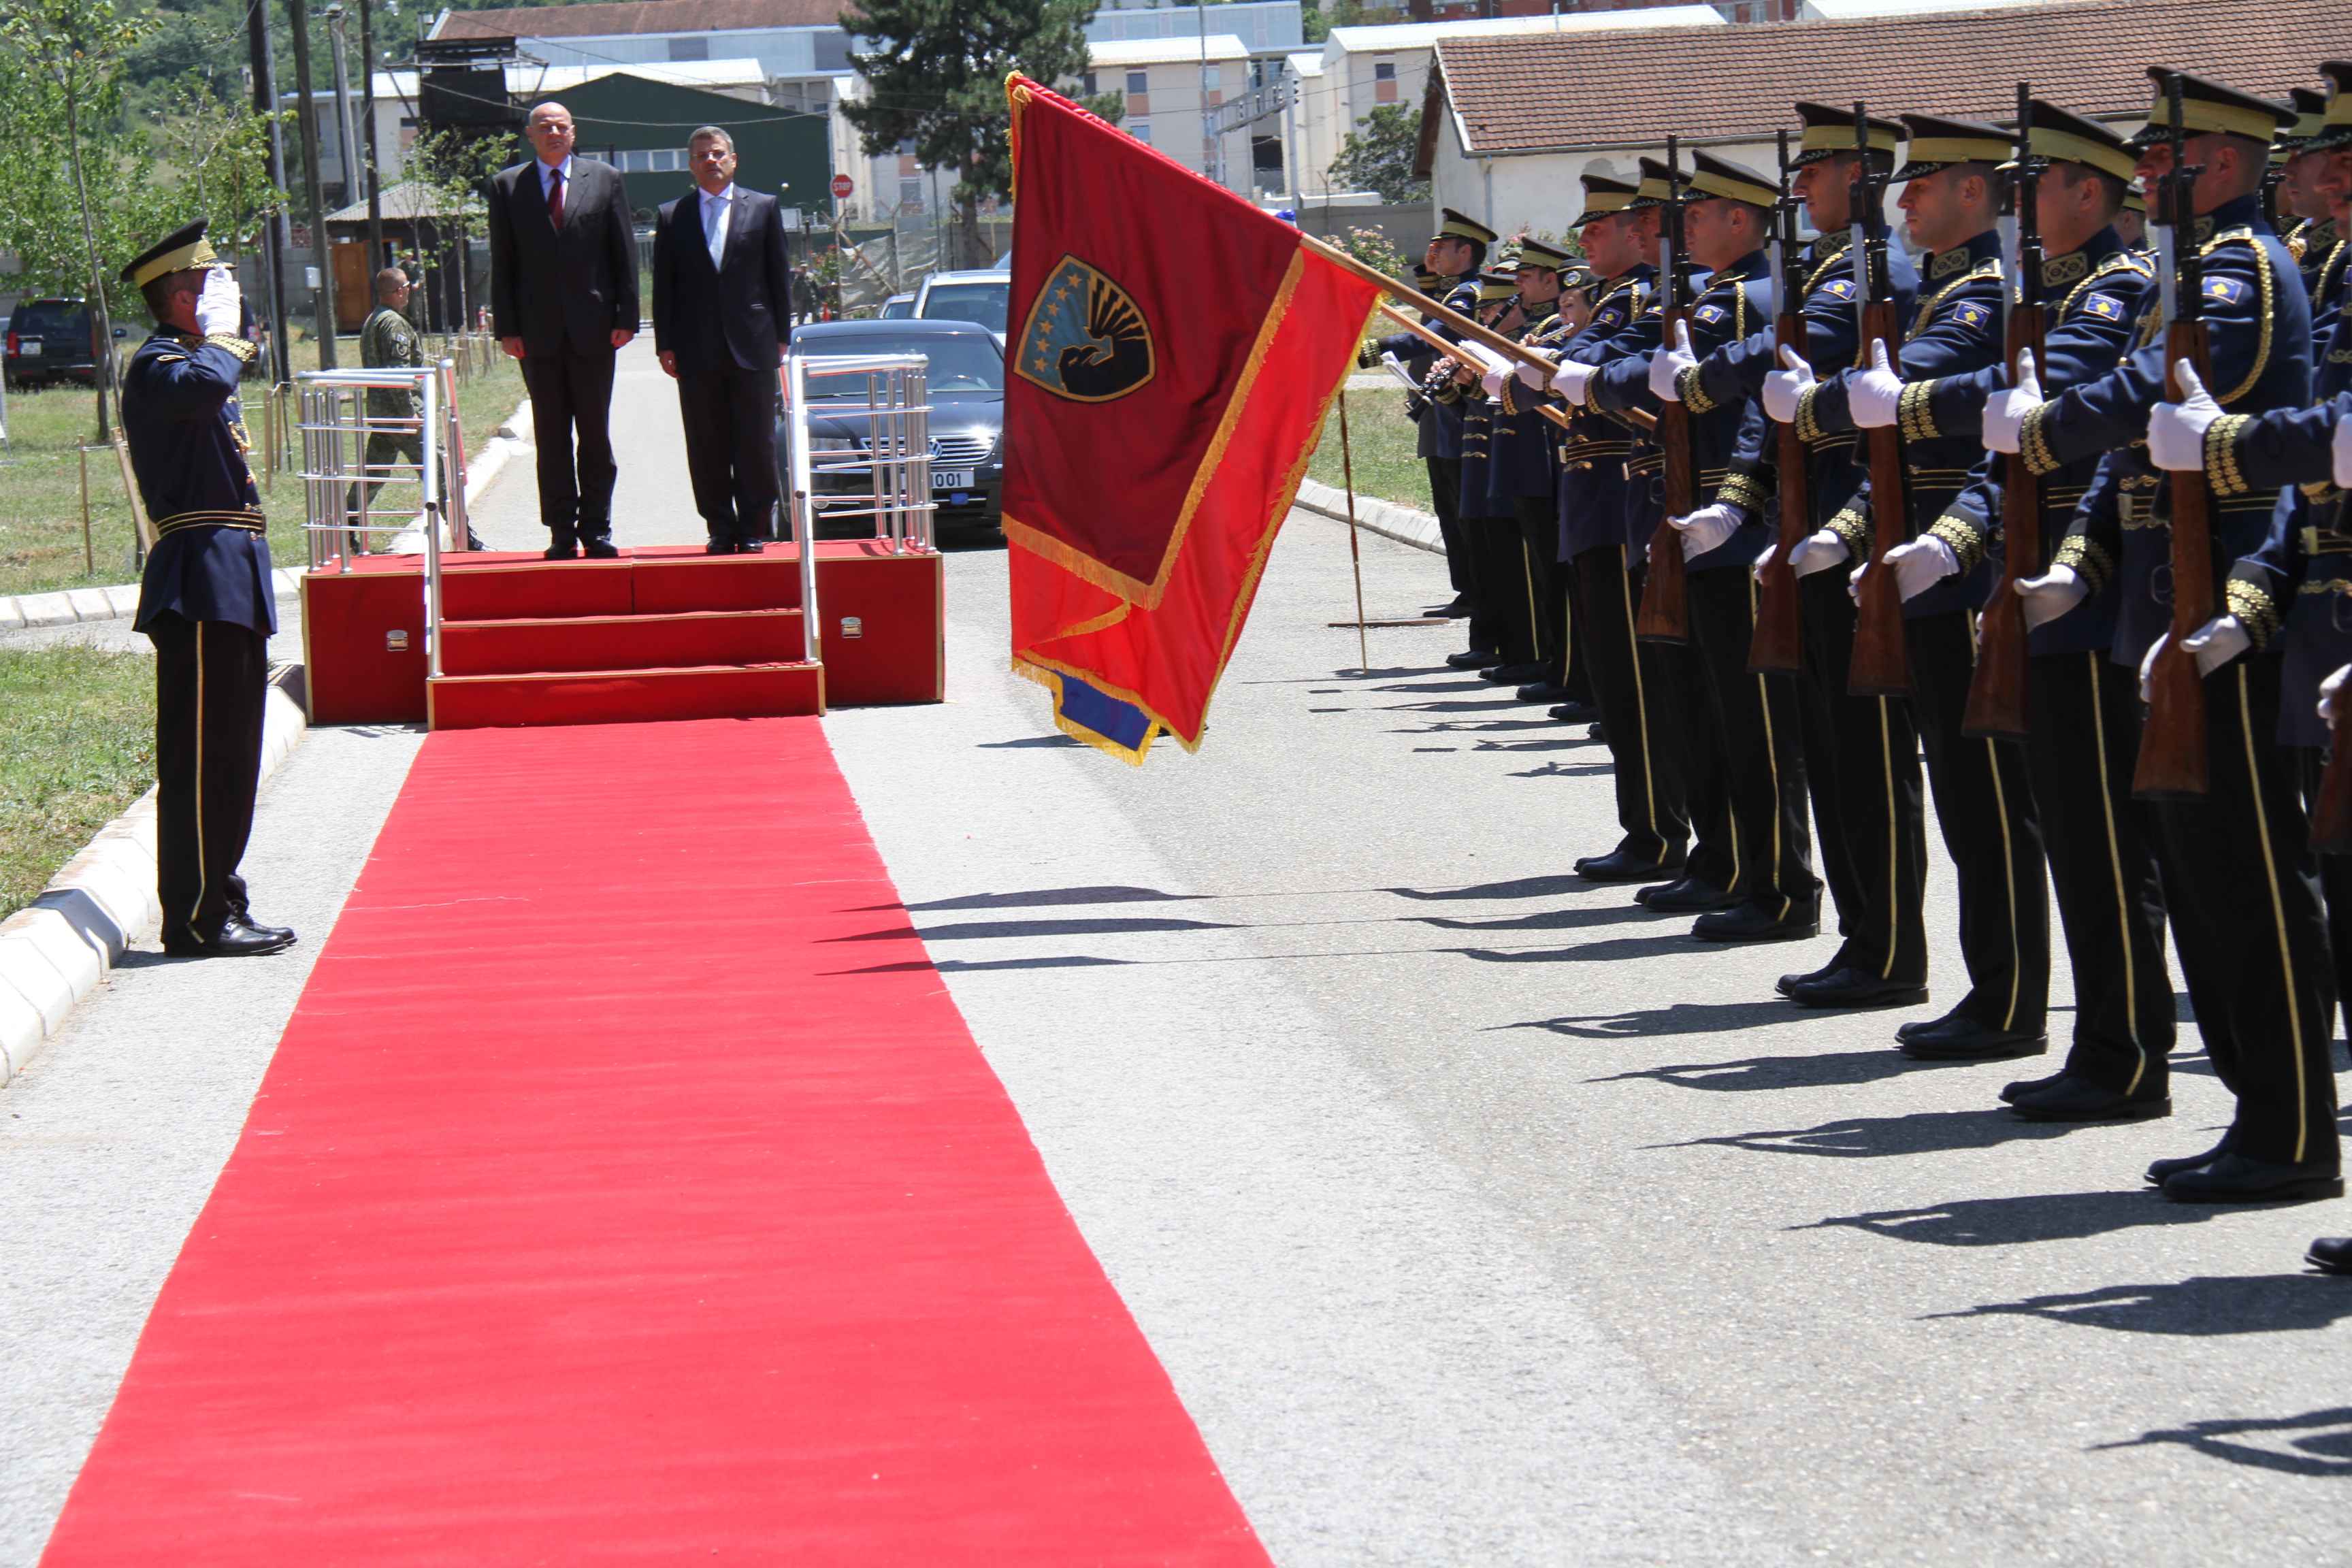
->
<box><xmin>18</xmin><ymin>341</ymin><xmax>39</xmax><ymax>357</ymax></box>
<box><xmin>932</xmin><ymin>468</ymin><xmax>973</xmax><ymax>490</ymax></box>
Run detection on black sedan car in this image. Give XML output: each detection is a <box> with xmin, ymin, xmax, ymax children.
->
<box><xmin>778</xmin><ymin>319</ymin><xmax>1004</xmax><ymax>542</ymax></box>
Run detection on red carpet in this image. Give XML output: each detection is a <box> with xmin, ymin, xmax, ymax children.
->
<box><xmin>44</xmin><ymin>719</ymin><xmax>1268</xmax><ymax>1565</ymax></box>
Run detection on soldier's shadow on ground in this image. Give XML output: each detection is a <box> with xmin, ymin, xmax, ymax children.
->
<box><xmin>2095</xmin><ymin>1405</ymin><xmax>2352</xmax><ymax>1475</ymax></box>
<box><xmin>1929</xmin><ymin>1274</ymin><xmax>2352</xmax><ymax>1337</ymax></box>
<box><xmin>1388</xmin><ymin>874</ymin><xmax>1610</xmax><ymax>901</ymax></box>
<box><xmin>1417</xmin><ymin>904</ymin><xmax>1676</xmax><ymax>934</ymax></box>
<box><xmin>1803</xmin><ymin>1187</ymin><xmax>2238</xmax><ymax>1247</ymax></box>
<box><xmin>1660</xmin><ymin>1106</ymin><xmax>2085</xmax><ymax>1158</ymax></box>
<box><xmin>885</xmin><ymin>884</ymin><xmax>1198</xmax><ymax>913</ymax></box>
<box><xmin>1451</xmin><ymin>932</ymin><xmax>1702</xmax><ymax>966</ymax></box>
<box><xmin>1580</xmin><ymin>1045</ymin><xmax>1977</xmax><ymax>1092</ymax></box>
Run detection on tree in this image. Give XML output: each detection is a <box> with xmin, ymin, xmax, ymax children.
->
<box><xmin>840</xmin><ymin>0</ymin><xmax>1122</xmax><ymax>271</ymax></box>
<box><xmin>405</xmin><ymin>127</ymin><xmax>514</xmax><ymax>329</ymax></box>
<box><xmin>0</xmin><ymin>0</ymin><xmax>156</xmax><ymax>439</ymax></box>
<box><xmin>149</xmin><ymin>73</ymin><xmax>289</xmax><ymax>257</ymax></box>
<box><xmin>1327</xmin><ymin>103</ymin><xmax>1428</xmax><ymax>203</ymax></box>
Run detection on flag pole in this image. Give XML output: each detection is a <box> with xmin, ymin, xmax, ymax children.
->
<box><xmin>1337</xmin><ymin>389</ymin><xmax>1370</xmax><ymax>672</ymax></box>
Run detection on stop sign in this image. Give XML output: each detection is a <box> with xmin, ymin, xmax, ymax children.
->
<box><xmin>830</xmin><ymin>174</ymin><xmax>854</xmax><ymax>200</ymax></box>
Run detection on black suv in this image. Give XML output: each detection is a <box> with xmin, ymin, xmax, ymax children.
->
<box><xmin>4</xmin><ymin>297</ymin><xmax>104</xmax><ymax>391</ymax></box>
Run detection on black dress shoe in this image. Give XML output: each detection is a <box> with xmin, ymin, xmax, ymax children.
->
<box><xmin>544</xmin><ymin>541</ymin><xmax>580</xmax><ymax>561</ymax></box>
<box><xmin>1549</xmin><ymin>700</ymin><xmax>1600</xmax><ymax>723</ymax></box>
<box><xmin>706</xmin><ymin>538</ymin><xmax>734</xmax><ymax>555</ymax></box>
<box><xmin>1485</xmin><ymin>662</ymin><xmax>1550</xmax><ymax>685</ymax></box>
<box><xmin>163</xmin><ymin>921</ymin><xmax>298</xmax><ymax>958</ymax></box>
<box><xmin>2162</xmin><ymin>1152</ymin><xmax>2343</xmax><ymax>1205</ymax></box>
<box><xmin>227</xmin><ymin>912</ymin><xmax>297</xmax><ymax>945</ymax></box>
<box><xmin>2307</xmin><ymin>1236</ymin><xmax>2352</xmax><ymax>1275</ymax></box>
<box><xmin>1586</xmin><ymin>722</ymin><xmax>1607</xmax><ymax>742</ymax></box>
<box><xmin>1574</xmin><ymin>845</ymin><xmax>1685</xmax><ymax>883</ymax></box>
<box><xmin>1895</xmin><ymin>1003</ymin><xmax>1970</xmax><ymax>1044</ymax></box>
<box><xmin>1787</xmin><ymin>965</ymin><xmax>1929</xmax><ymax>1009</ymax></box>
<box><xmin>1693</xmin><ymin>900</ymin><xmax>1820</xmax><ymax>943</ymax></box>
<box><xmin>1776</xmin><ymin>953</ymin><xmax>1844</xmax><ymax>997</ymax></box>
<box><xmin>736</xmin><ymin>538</ymin><xmax>764</xmax><ymax>553</ymax></box>
<box><xmin>1439</xmin><ymin>595</ymin><xmax>1471</xmax><ymax>618</ymax></box>
<box><xmin>1637</xmin><ymin>875</ymin><xmax>1740</xmax><ymax>913</ymax></box>
<box><xmin>1446</xmin><ymin>647</ymin><xmax>1499</xmax><ymax>670</ymax></box>
<box><xmin>581</xmin><ymin>538</ymin><xmax>621</xmax><ymax>559</ymax></box>
<box><xmin>1897</xmin><ymin>1019</ymin><xmax>2048</xmax><ymax>1061</ymax></box>
<box><xmin>1998</xmin><ymin>1071</ymin><xmax>2066</xmax><ymax>1105</ymax></box>
<box><xmin>1517</xmin><ymin>681</ymin><xmax>1571</xmax><ymax>702</ymax></box>
<box><xmin>2008</xmin><ymin>1073</ymin><xmax>2171</xmax><ymax>1123</ymax></box>
<box><xmin>2146</xmin><ymin>1132</ymin><xmax>2235</xmax><ymax>1188</ymax></box>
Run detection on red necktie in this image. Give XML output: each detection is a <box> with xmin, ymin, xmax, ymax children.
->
<box><xmin>547</xmin><ymin>167</ymin><xmax>565</xmax><ymax>229</ymax></box>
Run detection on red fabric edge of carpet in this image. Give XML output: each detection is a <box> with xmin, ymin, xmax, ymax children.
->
<box><xmin>41</xmin><ymin>717</ymin><xmax>1269</xmax><ymax>1565</ymax></box>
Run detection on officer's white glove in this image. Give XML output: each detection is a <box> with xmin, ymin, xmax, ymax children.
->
<box><xmin>1847</xmin><ymin>559</ymin><xmax>1869</xmax><ymax>602</ymax></box>
<box><xmin>1884</xmin><ymin>534</ymin><xmax>1960</xmax><ymax>600</ymax></box>
<box><xmin>1480</xmin><ymin>365</ymin><xmax>1509</xmax><ymax>399</ymax></box>
<box><xmin>1667</xmin><ymin>502</ymin><xmax>1740</xmax><ymax>559</ymax></box>
<box><xmin>195</xmin><ymin>267</ymin><xmax>243</xmax><ymax>338</ymax></box>
<box><xmin>1516</xmin><ymin>355</ymin><xmax>1554</xmax><ymax>390</ymax></box>
<box><xmin>2138</xmin><ymin>634</ymin><xmax>2166</xmax><ymax>704</ymax></box>
<box><xmin>1982</xmin><ymin>346</ymin><xmax>2041</xmax><ymax>455</ymax></box>
<box><xmin>2014</xmin><ymin>563</ymin><xmax>2087</xmax><ymax>630</ymax></box>
<box><xmin>1649</xmin><ymin>318</ymin><xmax>1698</xmax><ymax>403</ymax></box>
<box><xmin>2336</xmin><ymin>407</ymin><xmax>2352</xmax><ymax>489</ymax></box>
<box><xmin>1552</xmin><ymin>359</ymin><xmax>1598</xmax><ymax>406</ymax></box>
<box><xmin>2319</xmin><ymin>664</ymin><xmax>2351</xmax><ymax>731</ymax></box>
<box><xmin>2146</xmin><ymin>361</ymin><xmax>2223</xmax><ymax>472</ymax></box>
<box><xmin>2181</xmin><ymin>612</ymin><xmax>2249</xmax><ymax>675</ymax></box>
<box><xmin>1751</xmin><ymin>538</ymin><xmax>1779</xmax><ymax>584</ymax></box>
<box><xmin>1847</xmin><ymin>338</ymin><xmax>1906</xmax><ymax>430</ymax></box>
<box><xmin>1762</xmin><ymin>344</ymin><xmax>1814</xmax><ymax>425</ymax></box>
<box><xmin>1788</xmin><ymin>528</ymin><xmax>1850</xmax><ymax>578</ymax></box>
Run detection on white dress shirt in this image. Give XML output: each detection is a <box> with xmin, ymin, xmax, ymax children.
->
<box><xmin>700</xmin><ymin>183</ymin><xmax>736</xmax><ymax>267</ymax></box>
<box><xmin>538</xmin><ymin>154</ymin><xmax>574</xmax><ymax>207</ymax></box>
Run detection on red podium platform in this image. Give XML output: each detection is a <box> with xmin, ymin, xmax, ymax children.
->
<box><xmin>301</xmin><ymin>543</ymin><xmax>943</xmax><ymax>729</ymax></box>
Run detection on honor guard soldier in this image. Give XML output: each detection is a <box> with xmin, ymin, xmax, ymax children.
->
<box><xmin>1782</xmin><ymin>112</ymin><xmax>2053</xmax><ymax>1060</ymax></box>
<box><xmin>1716</xmin><ymin>103</ymin><xmax>1930</xmax><ymax>1007</ymax></box>
<box><xmin>1555</xmin><ymin>157</ymin><xmax>1740</xmax><ymax>920</ymax></box>
<box><xmin>1360</xmin><ymin>210</ymin><xmax>1495</xmax><ymax>655</ymax></box>
<box><xmin>1909</xmin><ymin>102</ymin><xmax>2174</xmax><ymax>1120</ymax></box>
<box><xmin>1440</xmin><ymin>270</ymin><xmax>1537</xmax><ymax>675</ymax></box>
<box><xmin>1526</xmin><ymin>172</ymin><xmax>1695</xmax><ymax>881</ymax></box>
<box><xmin>2276</xmin><ymin>66</ymin><xmax>2350</xmax><ymax>317</ymax></box>
<box><xmin>1620</xmin><ymin>149</ymin><xmax>1821</xmax><ymax>942</ymax></box>
<box><xmin>1477</xmin><ymin>238</ymin><xmax>1586</xmax><ymax>704</ymax></box>
<box><xmin>117</xmin><ymin>221</ymin><xmax>297</xmax><ymax>959</ymax></box>
<box><xmin>1986</xmin><ymin>69</ymin><xmax>2335</xmax><ymax>1203</ymax></box>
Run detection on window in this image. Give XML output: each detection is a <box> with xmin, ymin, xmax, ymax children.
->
<box><xmin>898</xmin><ymin>178</ymin><xmax>925</xmax><ymax>211</ymax></box>
<box><xmin>667</xmin><ymin>36</ymin><xmax>708</xmax><ymax>62</ymax></box>
<box><xmin>1126</xmin><ymin>70</ymin><xmax>1147</xmax><ymax>93</ymax></box>
<box><xmin>618</xmin><ymin>148</ymin><xmax>689</xmax><ymax>173</ymax></box>
<box><xmin>1081</xmin><ymin>72</ymin><xmax>1097</xmax><ymax>96</ymax></box>
<box><xmin>1129</xmin><ymin>120</ymin><xmax>1152</xmax><ymax>145</ymax></box>
<box><xmin>1374</xmin><ymin>58</ymin><xmax>1398</xmax><ymax>105</ymax></box>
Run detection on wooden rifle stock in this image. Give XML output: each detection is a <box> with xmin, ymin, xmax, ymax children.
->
<box><xmin>1848</xmin><ymin>295</ymin><xmax>1912</xmax><ymax>694</ymax></box>
<box><xmin>2132</xmin><ymin>319</ymin><xmax>2214</xmax><ymax>798</ymax></box>
<box><xmin>2313</xmin><ymin>685</ymin><xmax>2352</xmax><ymax>853</ymax></box>
<box><xmin>1635</xmin><ymin>302</ymin><xmax>1697</xmax><ymax>642</ymax></box>
<box><xmin>1961</xmin><ymin>298</ymin><xmax>2047</xmax><ymax>738</ymax></box>
<box><xmin>1749</xmin><ymin>310</ymin><xmax>1810</xmax><ymax>672</ymax></box>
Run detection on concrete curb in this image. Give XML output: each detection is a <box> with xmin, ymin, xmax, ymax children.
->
<box><xmin>0</xmin><ymin>393</ymin><xmax>534</xmax><ymax>629</ymax></box>
<box><xmin>1294</xmin><ymin>477</ymin><xmax>1443</xmax><ymax>555</ymax></box>
<box><xmin>0</xmin><ymin>663</ymin><xmax>311</xmax><ymax>1085</ymax></box>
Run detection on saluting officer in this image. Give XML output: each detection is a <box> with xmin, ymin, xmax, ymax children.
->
<box><xmin>117</xmin><ymin>221</ymin><xmax>297</xmax><ymax>959</ymax></box>
<box><xmin>1907</xmin><ymin>103</ymin><xmax>2174</xmax><ymax>1120</ymax></box>
<box><xmin>1984</xmin><ymin>69</ymin><xmax>2334</xmax><ymax>1204</ymax></box>
<box><xmin>1781</xmin><ymin>113</ymin><xmax>2053</xmax><ymax>1062</ymax></box>
<box><xmin>1620</xmin><ymin>149</ymin><xmax>1821</xmax><ymax>943</ymax></box>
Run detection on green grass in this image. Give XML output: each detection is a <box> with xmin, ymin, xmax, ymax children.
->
<box><xmin>0</xmin><ymin>643</ymin><xmax>155</xmax><ymax>921</ymax></box>
<box><xmin>0</xmin><ymin>334</ymin><xmax>524</xmax><ymax>599</ymax></box>
<box><xmin>1305</xmin><ymin>391</ymin><xmax>1428</xmax><ymax>514</ymax></box>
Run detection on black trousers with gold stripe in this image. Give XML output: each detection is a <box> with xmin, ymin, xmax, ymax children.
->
<box><xmin>1425</xmin><ymin>455</ymin><xmax>1475</xmax><ymax>607</ymax></box>
<box><xmin>148</xmin><ymin>613</ymin><xmax>267</xmax><ymax>947</ymax></box>
<box><xmin>2147</xmin><ymin>662</ymin><xmax>2338</xmax><ymax>1167</ymax></box>
<box><xmin>2294</xmin><ymin>749</ymin><xmax>2352</xmax><ymax>1053</ymax></box>
<box><xmin>1511</xmin><ymin>497</ymin><xmax>1574</xmax><ymax>689</ymax></box>
<box><xmin>1573</xmin><ymin>544</ymin><xmax>1689</xmax><ymax>868</ymax></box>
<box><xmin>2026</xmin><ymin>651</ymin><xmax>2176</xmax><ymax>1092</ymax></box>
<box><xmin>1687</xmin><ymin>566</ymin><xmax>1816</xmax><ymax>915</ymax></box>
<box><xmin>1798</xmin><ymin>571</ymin><xmax>1928</xmax><ymax>981</ymax></box>
<box><xmin>1906</xmin><ymin>608</ymin><xmax>2050</xmax><ymax>1034</ymax></box>
<box><xmin>1468</xmin><ymin>512</ymin><xmax>1534</xmax><ymax>666</ymax></box>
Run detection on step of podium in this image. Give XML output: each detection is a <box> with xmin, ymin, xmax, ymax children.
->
<box><xmin>427</xmin><ymin>662</ymin><xmax>826</xmax><ymax>730</ymax></box>
<box><xmin>439</xmin><ymin>608</ymin><xmax>808</xmax><ymax>677</ymax></box>
<box><xmin>435</xmin><ymin>550</ymin><xmax>806</xmax><ymax>623</ymax></box>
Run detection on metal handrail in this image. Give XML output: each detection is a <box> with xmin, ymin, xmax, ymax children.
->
<box><xmin>782</xmin><ymin>350</ymin><xmax>940</xmax><ymax>668</ymax></box>
<box><xmin>294</xmin><ymin>365</ymin><xmax>456</xmax><ymax>679</ymax></box>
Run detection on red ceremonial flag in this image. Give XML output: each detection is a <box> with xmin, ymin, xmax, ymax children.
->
<box><xmin>1000</xmin><ymin>74</ymin><xmax>1384</xmax><ymax>762</ymax></box>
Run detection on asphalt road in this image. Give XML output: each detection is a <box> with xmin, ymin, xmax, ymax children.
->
<box><xmin>9</xmin><ymin>378</ymin><xmax>2349</xmax><ymax>1561</ymax></box>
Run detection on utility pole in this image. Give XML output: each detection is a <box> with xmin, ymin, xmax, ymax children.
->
<box><xmin>325</xmin><ymin>6</ymin><xmax>363</xmax><ymax>213</ymax></box>
<box><xmin>245</xmin><ymin>0</ymin><xmax>294</xmax><ymax>380</ymax></box>
<box><xmin>359</xmin><ymin>0</ymin><xmax>384</xmax><ymax>265</ymax></box>
<box><xmin>1196</xmin><ymin>0</ymin><xmax>1213</xmax><ymax>187</ymax></box>
<box><xmin>287</xmin><ymin>0</ymin><xmax>339</xmax><ymax>366</ymax></box>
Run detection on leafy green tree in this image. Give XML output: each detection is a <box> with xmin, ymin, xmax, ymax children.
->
<box><xmin>150</xmin><ymin>73</ymin><xmax>288</xmax><ymax>256</ymax></box>
<box><xmin>0</xmin><ymin>0</ymin><xmax>157</xmax><ymax>438</ymax></box>
<box><xmin>1327</xmin><ymin>102</ymin><xmax>1428</xmax><ymax>203</ymax></box>
<box><xmin>840</xmin><ymin>0</ymin><xmax>1122</xmax><ymax>270</ymax></box>
<box><xmin>404</xmin><ymin>127</ymin><xmax>515</xmax><ymax>327</ymax></box>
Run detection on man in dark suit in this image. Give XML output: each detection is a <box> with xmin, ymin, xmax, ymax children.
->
<box><xmin>652</xmin><ymin>126</ymin><xmax>792</xmax><ymax>554</ymax></box>
<box><xmin>487</xmin><ymin>100</ymin><xmax>640</xmax><ymax>559</ymax></box>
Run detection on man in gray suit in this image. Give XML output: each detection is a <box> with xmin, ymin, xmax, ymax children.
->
<box><xmin>487</xmin><ymin>101</ymin><xmax>640</xmax><ymax>559</ymax></box>
<box><xmin>652</xmin><ymin>126</ymin><xmax>793</xmax><ymax>554</ymax></box>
